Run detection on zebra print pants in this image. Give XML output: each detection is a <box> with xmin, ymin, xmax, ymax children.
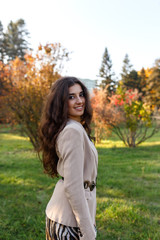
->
<box><xmin>46</xmin><ymin>217</ymin><xmax>82</xmax><ymax>240</ymax></box>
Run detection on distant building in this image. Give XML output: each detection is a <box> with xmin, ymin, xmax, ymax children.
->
<box><xmin>80</xmin><ymin>78</ymin><xmax>97</xmax><ymax>93</ymax></box>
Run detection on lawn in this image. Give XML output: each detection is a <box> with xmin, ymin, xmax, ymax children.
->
<box><xmin>0</xmin><ymin>126</ymin><xmax>160</xmax><ymax>240</ymax></box>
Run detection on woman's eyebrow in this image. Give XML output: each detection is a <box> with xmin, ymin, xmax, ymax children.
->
<box><xmin>69</xmin><ymin>91</ymin><xmax>83</xmax><ymax>95</ymax></box>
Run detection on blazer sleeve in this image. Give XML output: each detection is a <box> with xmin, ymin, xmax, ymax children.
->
<box><xmin>57</xmin><ymin>126</ymin><xmax>96</xmax><ymax>240</ymax></box>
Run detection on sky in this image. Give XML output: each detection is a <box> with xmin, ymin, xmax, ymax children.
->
<box><xmin>1</xmin><ymin>0</ymin><xmax>160</xmax><ymax>80</ymax></box>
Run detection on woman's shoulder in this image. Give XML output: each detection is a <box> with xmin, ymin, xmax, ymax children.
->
<box><xmin>58</xmin><ymin>119</ymin><xmax>84</xmax><ymax>141</ymax></box>
<box><xmin>65</xmin><ymin>119</ymin><xmax>84</xmax><ymax>132</ymax></box>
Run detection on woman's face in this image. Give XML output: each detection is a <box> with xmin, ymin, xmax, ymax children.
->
<box><xmin>68</xmin><ymin>83</ymin><xmax>85</xmax><ymax>122</ymax></box>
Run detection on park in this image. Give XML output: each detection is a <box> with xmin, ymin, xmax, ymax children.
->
<box><xmin>0</xmin><ymin>13</ymin><xmax>160</xmax><ymax>240</ymax></box>
<box><xmin>0</xmin><ymin>125</ymin><xmax>160</xmax><ymax>239</ymax></box>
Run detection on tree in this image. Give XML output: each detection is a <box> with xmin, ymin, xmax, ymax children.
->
<box><xmin>99</xmin><ymin>47</ymin><xmax>115</xmax><ymax>95</ymax></box>
<box><xmin>91</xmin><ymin>87</ymin><xmax>159</xmax><ymax>147</ymax></box>
<box><xmin>143</xmin><ymin>59</ymin><xmax>160</xmax><ymax>108</ymax></box>
<box><xmin>3</xmin><ymin>19</ymin><xmax>31</xmax><ymax>61</ymax></box>
<box><xmin>124</xmin><ymin>69</ymin><xmax>142</xmax><ymax>92</ymax></box>
<box><xmin>121</xmin><ymin>54</ymin><xmax>132</xmax><ymax>84</ymax></box>
<box><xmin>138</xmin><ymin>68</ymin><xmax>147</xmax><ymax>97</ymax></box>
<box><xmin>120</xmin><ymin>55</ymin><xmax>146</xmax><ymax>96</ymax></box>
<box><xmin>107</xmin><ymin>89</ymin><xmax>159</xmax><ymax>147</ymax></box>
<box><xmin>0</xmin><ymin>21</ymin><xmax>5</xmax><ymax>62</ymax></box>
<box><xmin>0</xmin><ymin>61</ymin><xmax>8</xmax><ymax>96</ymax></box>
<box><xmin>91</xmin><ymin>88</ymin><xmax>111</xmax><ymax>143</ymax></box>
<box><xmin>1</xmin><ymin>43</ymin><xmax>69</xmax><ymax>149</ymax></box>
<box><xmin>0</xmin><ymin>61</ymin><xmax>10</xmax><ymax>122</ymax></box>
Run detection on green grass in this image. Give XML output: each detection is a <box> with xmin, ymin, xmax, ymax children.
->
<box><xmin>0</xmin><ymin>126</ymin><xmax>160</xmax><ymax>240</ymax></box>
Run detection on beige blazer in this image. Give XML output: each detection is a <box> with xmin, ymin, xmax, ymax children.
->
<box><xmin>46</xmin><ymin>119</ymin><xmax>98</xmax><ymax>240</ymax></box>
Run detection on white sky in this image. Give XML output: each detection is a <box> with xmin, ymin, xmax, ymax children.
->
<box><xmin>1</xmin><ymin>0</ymin><xmax>160</xmax><ymax>80</ymax></box>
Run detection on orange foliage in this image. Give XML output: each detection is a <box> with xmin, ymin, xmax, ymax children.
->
<box><xmin>1</xmin><ymin>43</ymin><xmax>69</xmax><ymax>149</ymax></box>
<box><xmin>138</xmin><ymin>67</ymin><xmax>153</xmax><ymax>78</ymax></box>
<box><xmin>91</xmin><ymin>87</ymin><xmax>117</xmax><ymax>143</ymax></box>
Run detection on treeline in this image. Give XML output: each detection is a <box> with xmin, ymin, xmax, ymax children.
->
<box><xmin>0</xmin><ymin>19</ymin><xmax>160</xmax><ymax>148</ymax></box>
<box><xmin>92</xmin><ymin>48</ymin><xmax>160</xmax><ymax>146</ymax></box>
<box><xmin>98</xmin><ymin>48</ymin><xmax>160</xmax><ymax>108</ymax></box>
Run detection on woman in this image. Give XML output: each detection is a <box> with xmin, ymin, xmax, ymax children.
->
<box><xmin>39</xmin><ymin>77</ymin><xmax>98</xmax><ymax>240</ymax></box>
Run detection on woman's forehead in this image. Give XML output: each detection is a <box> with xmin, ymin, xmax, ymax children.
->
<box><xmin>68</xmin><ymin>84</ymin><xmax>83</xmax><ymax>94</ymax></box>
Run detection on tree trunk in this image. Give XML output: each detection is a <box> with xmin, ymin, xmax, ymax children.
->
<box><xmin>128</xmin><ymin>130</ymin><xmax>136</xmax><ymax>147</ymax></box>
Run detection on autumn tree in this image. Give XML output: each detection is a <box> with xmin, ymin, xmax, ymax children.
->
<box><xmin>143</xmin><ymin>59</ymin><xmax>160</xmax><ymax>108</ymax></box>
<box><xmin>91</xmin><ymin>87</ymin><xmax>159</xmax><ymax>147</ymax></box>
<box><xmin>0</xmin><ymin>61</ymin><xmax>4</xmax><ymax>95</ymax></box>
<box><xmin>91</xmin><ymin>88</ymin><xmax>111</xmax><ymax>143</ymax></box>
<box><xmin>0</xmin><ymin>61</ymin><xmax>10</xmax><ymax>122</ymax></box>
<box><xmin>99</xmin><ymin>47</ymin><xmax>116</xmax><ymax>95</ymax></box>
<box><xmin>138</xmin><ymin>68</ymin><xmax>148</xmax><ymax>97</ymax></box>
<box><xmin>1</xmin><ymin>43</ymin><xmax>69</xmax><ymax>149</ymax></box>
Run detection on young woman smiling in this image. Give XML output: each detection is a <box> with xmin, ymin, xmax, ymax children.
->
<box><xmin>68</xmin><ymin>83</ymin><xmax>85</xmax><ymax>122</ymax></box>
<box><xmin>39</xmin><ymin>77</ymin><xmax>98</xmax><ymax>240</ymax></box>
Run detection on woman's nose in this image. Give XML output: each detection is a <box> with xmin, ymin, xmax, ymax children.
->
<box><xmin>76</xmin><ymin>96</ymin><xmax>82</xmax><ymax>103</ymax></box>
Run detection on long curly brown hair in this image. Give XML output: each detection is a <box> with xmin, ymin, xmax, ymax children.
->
<box><xmin>39</xmin><ymin>76</ymin><xmax>93</xmax><ymax>177</ymax></box>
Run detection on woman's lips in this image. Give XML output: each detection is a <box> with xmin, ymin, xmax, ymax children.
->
<box><xmin>74</xmin><ymin>106</ymin><xmax>84</xmax><ymax>110</ymax></box>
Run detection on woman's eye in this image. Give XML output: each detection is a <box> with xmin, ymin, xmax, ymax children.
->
<box><xmin>69</xmin><ymin>95</ymin><xmax>74</xmax><ymax>99</ymax></box>
<box><xmin>80</xmin><ymin>93</ymin><xmax>84</xmax><ymax>97</ymax></box>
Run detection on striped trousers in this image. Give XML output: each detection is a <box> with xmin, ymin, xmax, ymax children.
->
<box><xmin>46</xmin><ymin>217</ymin><xmax>82</xmax><ymax>240</ymax></box>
